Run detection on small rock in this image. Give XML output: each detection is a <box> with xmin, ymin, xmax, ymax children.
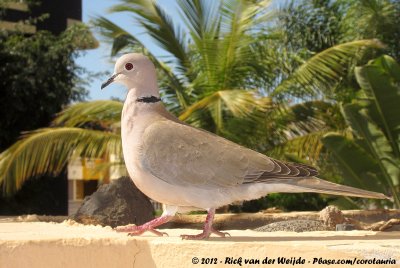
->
<box><xmin>336</xmin><ymin>223</ymin><xmax>356</xmax><ymax>231</ymax></box>
<box><xmin>73</xmin><ymin>177</ymin><xmax>154</xmax><ymax>228</ymax></box>
<box><xmin>254</xmin><ymin>220</ymin><xmax>328</xmax><ymax>232</ymax></box>
<box><xmin>319</xmin><ymin>206</ymin><xmax>345</xmax><ymax>229</ymax></box>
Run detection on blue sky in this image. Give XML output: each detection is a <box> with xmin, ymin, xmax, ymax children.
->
<box><xmin>76</xmin><ymin>0</ymin><xmax>177</xmax><ymax>100</ymax></box>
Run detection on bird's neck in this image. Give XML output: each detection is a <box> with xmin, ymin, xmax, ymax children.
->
<box><xmin>122</xmin><ymin>87</ymin><xmax>162</xmax><ymax>122</ymax></box>
<box><xmin>125</xmin><ymin>84</ymin><xmax>160</xmax><ymax>104</ymax></box>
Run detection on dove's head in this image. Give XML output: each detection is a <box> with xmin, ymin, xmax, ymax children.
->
<box><xmin>101</xmin><ymin>53</ymin><xmax>159</xmax><ymax>97</ymax></box>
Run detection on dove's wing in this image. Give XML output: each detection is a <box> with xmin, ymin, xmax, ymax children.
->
<box><xmin>140</xmin><ymin>120</ymin><xmax>317</xmax><ymax>189</ymax></box>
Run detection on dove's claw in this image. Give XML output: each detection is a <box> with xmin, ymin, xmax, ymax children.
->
<box><xmin>125</xmin><ymin>228</ymin><xmax>168</xmax><ymax>237</ymax></box>
<box><xmin>127</xmin><ymin>230</ymin><xmax>144</xmax><ymax>236</ymax></box>
<box><xmin>211</xmin><ymin>228</ymin><xmax>231</xmax><ymax>238</ymax></box>
<box><xmin>181</xmin><ymin>208</ymin><xmax>230</xmax><ymax>240</ymax></box>
<box><xmin>181</xmin><ymin>232</ymin><xmax>211</xmax><ymax>240</ymax></box>
<box><xmin>148</xmin><ymin>229</ymin><xmax>169</xmax><ymax>237</ymax></box>
<box><xmin>180</xmin><ymin>228</ymin><xmax>230</xmax><ymax>240</ymax></box>
<box><xmin>115</xmin><ymin>215</ymin><xmax>173</xmax><ymax>237</ymax></box>
<box><xmin>118</xmin><ymin>225</ymin><xmax>169</xmax><ymax>237</ymax></box>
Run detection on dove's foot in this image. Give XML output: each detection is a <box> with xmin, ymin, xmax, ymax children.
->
<box><xmin>115</xmin><ymin>225</ymin><xmax>168</xmax><ymax>236</ymax></box>
<box><xmin>181</xmin><ymin>227</ymin><xmax>231</xmax><ymax>240</ymax></box>
<box><xmin>115</xmin><ymin>215</ymin><xmax>173</xmax><ymax>236</ymax></box>
<box><xmin>181</xmin><ymin>208</ymin><xmax>230</xmax><ymax>240</ymax></box>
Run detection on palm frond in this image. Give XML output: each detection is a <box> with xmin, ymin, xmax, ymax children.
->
<box><xmin>178</xmin><ymin>0</ymin><xmax>274</xmax><ymax>92</ymax></box>
<box><xmin>53</xmin><ymin>100</ymin><xmax>123</xmax><ymax>129</ymax></box>
<box><xmin>268</xmin><ymin>131</ymin><xmax>329</xmax><ymax>165</ymax></box>
<box><xmin>219</xmin><ymin>0</ymin><xmax>271</xmax><ymax>34</ymax></box>
<box><xmin>177</xmin><ymin>0</ymin><xmax>221</xmax><ymax>41</ymax></box>
<box><xmin>219</xmin><ymin>90</ymin><xmax>271</xmax><ymax>117</ymax></box>
<box><xmin>274</xmin><ymin>39</ymin><xmax>385</xmax><ymax>98</ymax></box>
<box><xmin>109</xmin><ymin>0</ymin><xmax>189</xmax><ymax>75</ymax></box>
<box><xmin>266</xmin><ymin>100</ymin><xmax>345</xmax><ymax>164</ymax></box>
<box><xmin>270</xmin><ymin>101</ymin><xmax>343</xmax><ymax>137</ymax></box>
<box><xmin>0</xmin><ymin>128</ymin><xmax>121</xmax><ymax>194</ymax></box>
<box><xmin>156</xmin><ymin>60</ymin><xmax>190</xmax><ymax>109</ymax></box>
<box><xmin>217</xmin><ymin>0</ymin><xmax>273</xmax><ymax>89</ymax></box>
<box><xmin>92</xmin><ymin>16</ymin><xmax>141</xmax><ymax>56</ymax></box>
<box><xmin>179</xmin><ymin>90</ymin><xmax>270</xmax><ymax>130</ymax></box>
<box><xmin>177</xmin><ymin>0</ymin><xmax>222</xmax><ymax>87</ymax></box>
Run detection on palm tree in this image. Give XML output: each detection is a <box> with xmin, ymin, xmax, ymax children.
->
<box><xmin>0</xmin><ymin>0</ymin><xmax>385</xmax><ymax>198</ymax></box>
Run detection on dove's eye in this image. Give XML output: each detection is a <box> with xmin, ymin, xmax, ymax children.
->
<box><xmin>125</xmin><ymin>63</ymin><xmax>134</xmax><ymax>71</ymax></box>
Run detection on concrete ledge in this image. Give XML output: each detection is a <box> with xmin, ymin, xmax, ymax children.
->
<box><xmin>1</xmin><ymin>222</ymin><xmax>399</xmax><ymax>268</ymax></box>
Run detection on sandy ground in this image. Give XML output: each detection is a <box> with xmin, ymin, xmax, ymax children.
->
<box><xmin>0</xmin><ymin>221</ymin><xmax>399</xmax><ymax>268</ymax></box>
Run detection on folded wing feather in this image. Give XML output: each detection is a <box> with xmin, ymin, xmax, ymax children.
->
<box><xmin>140</xmin><ymin>120</ymin><xmax>318</xmax><ymax>189</ymax></box>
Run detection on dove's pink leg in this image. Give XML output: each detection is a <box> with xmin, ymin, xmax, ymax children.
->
<box><xmin>181</xmin><ymin>208</ymin><xmax>230</xmax><ymax>240</ymax></box>
<box><xmin>115</xmin><ymin>215</ymin><xmax>173</xmax><ymax>236</ymax></box>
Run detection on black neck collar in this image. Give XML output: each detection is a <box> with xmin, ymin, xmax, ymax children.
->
<box><xmin>136</xmin><ymin>96</ymin><xmax>161</xmax><ymax>103</ymax></box>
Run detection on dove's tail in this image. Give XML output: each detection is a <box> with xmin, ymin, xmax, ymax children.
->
<box><xmin>277</xmin><ymin>177</ymin><xmax>391</xmax><ymax>200</ymax></box>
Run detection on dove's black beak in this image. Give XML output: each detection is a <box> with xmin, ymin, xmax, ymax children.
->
<box><xmin>101</xmin><ymin>73</ymin><xmax>118</xmax><ymax>90</ymax></box>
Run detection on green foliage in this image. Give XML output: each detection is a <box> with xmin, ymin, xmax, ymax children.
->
<box><xmin>265</xmin><ymin>100</ymin><xmax>346</xmax><ymax>165</ymax></box>
<box><xmin>322</xmin><ymin>55</ymin><xmax>400</xmax><ymax>208</ymax></box>
<box><xmin>342</xmin><ymin>0</ymin><xmax>400</xmax><ymax>61</ymax></box>
<box><xmin>274</xmin><ymin>0</ymin><xmax>400</xmax><ymax>102</ymax></box>
<box><xmin>277</xmin><ymin>0</ymin><xmax>344</xmax><ymax>52</ymax></box>
<box><xmin>0</xmin><ymin>28</ymin><xmax>89</xmax><ymax>151</ymax></box>
<box><xmin>274</xmin><ymin>40</ymin><xmax>385</xmax><ymax>99</ymax></box>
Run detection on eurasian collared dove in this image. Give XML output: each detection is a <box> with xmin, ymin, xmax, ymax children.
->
<box><xmin>101</xmin><ymin>53</ymin><xmax>390</xmax><ymax>240</ymax></box>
